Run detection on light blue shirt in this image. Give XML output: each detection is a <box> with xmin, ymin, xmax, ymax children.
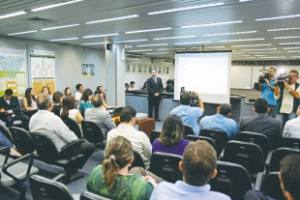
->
<box><xmin>170</xmin><ymin>105</ymin><xmax>203</xmax><ymax>135</ymax></box>
<box><xmin>200</xmin><ymin>114</ymin><xmax>238</xmax><ymax>138</ymax></box>
<box><xmin>150</xmin><ymin>181</ymin><xmax>230</xmax><ymax>200</ymax></box>
<box><xmin>261</xmin><ymin>79</ymin><xmax>276</xmax><ymax>106</ymax></box>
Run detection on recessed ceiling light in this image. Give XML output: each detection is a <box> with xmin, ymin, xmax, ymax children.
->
<box><xmin>41</xmin><ymin>24</ymin><xmax>80</xmax><ymax>31</ymax></box>
<box><xmin>128</xmin><ymin>49</ymin><xmax>153</xmax><ymax>52</ymax></box>
<box><xmin>148</xmin><ymin>2</ymin><xmax>224</xmax><ymax>15</ymax></box>
<box><xmin>50</xmin><ymin>37</ymin><xmax>79</xmax><ymax>42</ymax></box>
<box><xmin>274</xmin><ymin>36</ymin><xmax>300</xmax><ymax>40</ymax></box>
<box><xmin>283</xmin><ymin>46</ymin><xmax>300</xmax><ymax>50</ymax></box>
<box><xmin>219</xmin><ymin>38</ymin><xmax>265</xmax><ymax>43</ymax></box>
<box><xmin>115</xmin><ymin>39</ymin><xmax>148</xmax><ymax>44</ymax></box>
<box><xmin>82</xmin><ymin>33</ymin><xmax>119</xmax><ymax>39</ymax></box>
<box><xmin>267</xmin><ymin>27</ymin><xmax>300</xmax><ymax>32</ymax></box>
<box><xmin>248</xmin><ymin>51</ymin><xmax>282</xmax><ymax>54</ymax></box>
<box><xmin>259</xmin><ymin>56</ymin><xmax>286</xmax><ymax>59</ymax></box>
<box><xmin>181</xmin><ymin>20</ymin><xmax>242</xmax><ymax>29</ymax></box>
<box><xmin>154</xmin><ymin>35</ymin><xmax>196</xmax><ymax>41</ymax></box>
<box><xmin>287</xmin><ymin>50</ymin><xmax>300</xmax><ymax>53</ymax></box>
<box><xmin>0</xmin><ymin>10</ymin><xmax>26</xmax><ymax>20</ymax></box>
<box><xmin>279</xmin><ymin>42</ymin><xmax>300</xmax><ymax>46</ymax></box>
<box><xmin>137</xmin><ymin>43</ymin><xmax>168</xmax><ymax>47</ymax></box>
<box><xmin>206</xmin><ymin>45</ymin><xmax>226</xmax><ymax>48</ymax></box>
<box><xmin>157</xmin><ymin>48</ymin><xmax>169</xmax><ymax>51</ymax></box>
<box><xmin>232</xmin><ymin>43</ymin><xmax>271</xmax><ymax>47</ymax></box>
<box><xmin>204</xmin><ymin>30</ymin><xmax>257</xmax><ymax>37</ymax></box>
<box><xmin>174</xmin><ymin>41</ymin><xmax>211</xmax><ymax>45</ymax></box>
<box><xmin>124</xmin><ymin>45</ymin><xmax>133</xmax><ymax>48</ymax></box>
<box><xmin>239</xmin><ymin>0</ymin><xmax>253</xmax><ymax>2</ymax></box>
<box><xmin>290</xmin><ymin>56</ymin><xmax>300</xmax><ymax>58</ymax></box>
<box><xmin>81</xmin><ymin>42</ymin><xmax>107</xmax><ymax>46</ymax></box>
<box><xmin>256</xmin><ymin>14</ymin><xmax>300</xmax><ymax>21</ymax></box>
<box><xmin>125</xmin><ymin>27</ymin><xmax>172</xmax><ymax>34</ymax></box>
<box><xmin>31</xmin><ymin>0</ymin><xmax>84</xmax><ymax>12</ymax></box>
<box><xmin>8</xmin><ymin>30</ymin><xmax>37</xmax><ymax>36</ymax></box>
<box><xmin>241</xmin><ymin>48</ymin><xmax>278</xmax><ymax>51</ymax></box>
<box><xmin>146</xmin><ymin>52</ymin><xmax>169</xmax><ymax>55</ymax></box>
<box><xmin>86</xmin><ymin>14</ymin><xmax>139</xmax><ymax>24</ymax></box>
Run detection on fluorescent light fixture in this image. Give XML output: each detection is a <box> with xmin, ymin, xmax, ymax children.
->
<box><xmin>274</xmin><ymin>36</ymin><xmax>300</xmax><ymax>40</ymax></box>
<box><xmin>239</xmin><ymin>0</ymin><xmax>253</xmax><ymax>2</ymax></box>
<box><xmin>157</xmin><ymin>48</ymin><xmax>169</xmax><ymax>51</ymax></box>
<box><xmin>86</xmin><ymin>14</ymin><xmax>138</xmax><ymax>24</ymax></box>
<box><xmin>41</xmin><ymin>24</ymin><xmax>80</xmax><ymax>31</ymax></box>
<box><xmin>279</xmin><ymin>42</ymin><xmax>300</xmax><ymax>46</ymax></box>
<box><xmin>146</xmin><ymin>52</ymin><xmax>169</xmax><ymax>55</ymax></box>
<box><xmin>0</xmin><ymin>10</ymin><xmax>26</xmax><ymax>20</ymax></box>
<box><xmin>125</xmin><ymin>27</ymin><xmax>172</xmax><ymax>34</ymax></box>
<box><xmin>81</xmin><ymin>42</ymin><xmax>107</xmax><ymax>46</ymax></box>
<box><xmin>283</xmin><ymin>47</ymin><xmax>300</xmax><ymax>50</ymax></box>
<box><xmin>219</xmin><ymin>38</ymin><xmax>265</xmax><ymax>43</ymax></box>
<box><xmin>232</xmin><ymin>52</ymin><xmax>244</xmax><ymax>55</ymax></box>
<box><xmin>181</xmin><ymin>20</ymin><xmax>242</xmax><ymax>29</ymax></box>
<box><xmin>8</xmin><ymin>30</ymin><xmax>37</xmax><ymax>36</ymax></box>
<box><xmin>206</xmin><ymin>45</ymin><xmax>226</xmax><ymax>48</ymax></box>
<box><xmin>242</xmin><ymin>48</ymin><xmax>278</xmax><ymax>51</ymax></box>
<box><xmin>290</xmin><ymin>56</ymin><xmax>300</xmax><ymax>58</ymax></box>
<box><xmin>287</xmin><ymin>50</ymin><xmax>300</xmax><ymax>53</ymax></box>
<box><xmin>148</xmin><ymin>2</ymin><xmax>224</xmax><ymax>15</ymax></box>
<box><xmin>128</xmin><ymin>49</ymin><xmax>153</xmax><ymax>52</ymax></box>
<box><xmin>31</xmin><ymin>0</ymin><xmax>83</xmax><ymax>12</ymax></box>
<box><xmin>204</xmin><ymin>30</ymin><xmax>257</xmax><ymax>37</ymax></box>
<box><xmin>240</xmin><ymin>57</ymin><xmax>255</xmax><ymax>59</ymax></box>
<box><xmin>50</xmin><ymin>37</ymin><xmax>78</xmax><ymax>42</ymax></box>
<box><xmin>249</xmin><ymin>51</ymin><xmax>282</xmax><ymax>54</ymax></box>
<box><xmin>154</xmin><ymin>35</ymin><xmax>196</xmax><ymax>40</ymax></box>
<box><xmin>82</xmin><ymin>33</ymin><xmax>119</xmax><ymax>39</ymax></box>
<box><xmin>232</xmin><ymin>43</ymin><xmax>271</xmax><ymax>47</ymax></box>
<box><xmin>137</xmin><ymin>43</ymin><xmax>168</xmax><ymax>47</ymax></box>
<box><xmin>115</xmin><ymin>39</ymin><xmax>148</xmax><ymax>43</ymax></box>
<box><xmin>259</xmin><ymin>56</ymin><xmax>286</xmax><ymax>59</ymax></box>
<box><xmin>174</xmin><ymin>41</ymin><xmax>211</xmax><ymax>46</ymax></box>
<box><xmin>124</xmin><ymin>45</ymin><xmax>133</xmax><ymax>48</ymax></box>
<box><xmin>254</xmin><ymin>55</ymin><xmax>266</xmax><ymax>57</ymax></box>
<box><xmin>256</xmin><ymin>14</ymin><xmax>300</xmax><ymax>21</ymax></box>
<box><xmin>267</xmin><ymin>27</ymin><xmax>300</xmax><ymax>32</ymax></box>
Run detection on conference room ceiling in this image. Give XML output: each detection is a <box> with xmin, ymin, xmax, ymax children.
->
<box><xmin>1</xmin><ymin>0</ymin><xmax>300</xmax><ymax>60</ymax></box>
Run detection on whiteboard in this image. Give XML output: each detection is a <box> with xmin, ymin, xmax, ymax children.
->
<box><xmin>230</xmin><ymin>66</ymin><xmax>252</xmax><ymax>89</ymax></box>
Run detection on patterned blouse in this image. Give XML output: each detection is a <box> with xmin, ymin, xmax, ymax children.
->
<box><xmin>87</xmin><ymin>165</ymin><xmax>154</xmax><ymax>200</ymax></box>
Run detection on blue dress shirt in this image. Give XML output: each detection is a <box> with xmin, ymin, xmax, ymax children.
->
<box><xmin>261</xmin><ymin>79</ymin><xmax>276</xmax><ymax>106</ymax></box>
<box><xmin>150</xmin><ymin>181</ymin><xmax>230</xmax><ymax>200</ymax></box>
<box><xmin>170</xmin><ymin>105</ymin><xmax>203</xmax><ymax>135</ymax></box>
<box><xmin>200</xmin><ymin>114</ymin><xmax>238</xmax><ymax>138</ymax></box>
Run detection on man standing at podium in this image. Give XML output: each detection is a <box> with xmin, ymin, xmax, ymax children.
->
<box><xmin>147</xmin><ymin>69</ymin><xmax>163</xmax><ymax>121</ymax></box>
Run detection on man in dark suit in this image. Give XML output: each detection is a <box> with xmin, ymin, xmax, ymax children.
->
<box><xmin>0</xmin><ymin>89</ymin><xmax>20</xmax><ymax>113</ymax></box>
<box><xmin>147</xmin><ymin>69</ymin><xmax>163</xmax><ymax>120</ymax></box>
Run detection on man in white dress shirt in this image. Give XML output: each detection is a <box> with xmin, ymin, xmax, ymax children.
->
<box><xmin>74</xmin><ymin>83</ymin><xmax>84</xmax><ymax>102</ymax></box>
<box><xmin>283</xmin><ymin>105</ymin><xmax>300</xmax><ymax>138</ymax></box>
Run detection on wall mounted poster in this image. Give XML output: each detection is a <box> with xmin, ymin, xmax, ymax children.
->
<box><xmin>82</xmin><ymin>64</ymin><xmax>95</xmax><ymax>76</ymax></box>
<box><xmin>0</xmin><ymin>48</ymin><xmax>26</xmax><ymax>96</ymax></box>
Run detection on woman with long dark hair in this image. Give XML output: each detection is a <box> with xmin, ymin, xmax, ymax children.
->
<box><xmin>64</xmin><ymin>87</ymin><xmax>72</xmax><ymax>97</ymax></box>
<box><xmin>61</xmin><ymin>96</ymin><xmax>83</xmax><ymax>124</ymax></box>
<box><xmin>79</xmin><ymin>88</ymin><xmax>93</xmax><ymax>114</ymax></box>
<box><xmin>22</xmin><ymin>88</ymin><xmax>37</xmax><ymax>111</ymax></box>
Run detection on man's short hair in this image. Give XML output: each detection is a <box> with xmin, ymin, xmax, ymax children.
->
<box><xmin>76</xmin><ymin>83</ymin><xmax>83</xmax><ymax>91</ymax></box>
<box><xmin>92</xmin><ymin>95</ymin><xmax>103</xmax><ymax>107</ymax></box>
<box><xmin>289</xmin><ymin>69</ymin><xmax>299</xmax><ymax>77</ymax></box>
<box><xmin>130</xmin><ymin>81</ymin><xmax>135</xmax><ymax>85</ymax></box>
<box><xmin>219</xmin><ymin>104</ymin><xmax>232</xmax><ymax>116</ymax></box>
<box><xmin>180</xmin><ymin>92</ymin><xmax>191</xmax><ymax>105</ymax></box>
<box><xmin>280</xmin><ymin>154</ymin><xmax>300</xmax><ymax>200</ymax></box>
<box><xmin>37</xmin><ymin>94</ymin><xmax>52</xmax><ymax>110</ymax></box>
<box><xmin>4</xmin><ymin>89</ymin><xmax>13</xmax><ymax>96</ymax></box>
<box><xmin>269</xmin><ymin>66</ymin><xmax>276</xmax><ymax>72</ymax></box>
<box><xmin>254</xmin><ymin>98</ymin><xmax>268</xmax><ymax>114</ymax></box>
<box><xmin>120</xmin><ymin>106</ymin><xmax>136</xmax><ymax>123</ymax></box>
<box><xmin>183</xmin><ymin>140</ymin><xmax>217</xmax><ymax>186</ymax></box>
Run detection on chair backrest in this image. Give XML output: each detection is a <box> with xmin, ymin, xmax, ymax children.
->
<box><xmin>223</xmin><ymin>140</ymin><xmax>265</xmax><ymax>174</ymax></box>
<box><xmin>200</xmin><ymin>129</ymin><xmax>229</xmax><ymax>154</ymax></box>
<box><xmin>0</xmin><ymin>123</ymin><xmax>13</xmax><ymax>142</ymax></box>
<box><xmin>82</xmin><ymin>121</ymin><xmax>104</xmax><ymax>145</ymax></box>
<box><xmin>269</xmin><ymin>147</ymin><xmax>300</xmax><ymax>172</ymax></box>
<box><xmin>30</xmin><ymin>175</ymin><xmax>74</xmax><ymax>200</ymax></box>
<box><xmin>183</xmin><ymin>125</ymin><xmax>194</xmax><ymax>136</ymax></box>
<box><xmin>80</xmin><ymin>191</ymin><xmax>112</xmax><ymax>200</ymax></box>
<box><xmin>11</xmin><ymin>114</ymin><xmax>30</xmax><ymax>130</ymax></box>
<box><xmin>150</xmin><ymin>152</ymin><xmax>182</xmax><ymax>183</ymax></box>
<box><xmin>185</xmin><ymin>135</ymin><xmax>217</xmax><ymax>150</ymax></box>
<box><xmin>260</xmin><ymin>172</ymin><xmax>285</xmax><ymax>200</ymax></box>
<box><xmin>150</xmin><ymin>130</ymin><xmax>160</xmax><ymax>144</ymax></box>
<box><xmin>131</xmin><ymin>151</ymin><xmax>145</xmax><ymax>169</ymax></box>
<box><xmin>9</xmin><ymin>126</ymin><xmax>35</xmax><ymax>155</ymax></box>
<box><xmin>210</xmin><ymin>161</ymin><xmax>252</xmax><ymax>200</ymax></box>
<box><xmin>237</xmin><ymin>131</ymin><xmax>270</xmax><ymax>158</ymax></box>
<box><xmin>63</xmin><ymin>117</ymin><xmax>82</xmax><ymax>138</ymax></box>
<box><xmin>31</xmin><ymin>133</ymin><xmax>60</xmax><ymax>162</ymax></box>
<box><xmin>280</xmin><ymin>137</ymin><xmax>300</xmax><ymax>149</ymax></box>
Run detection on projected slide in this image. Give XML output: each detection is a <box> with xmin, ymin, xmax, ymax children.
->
<box><xmin>174</xmin><ymin>52</ymin><xmax>231</xmax><ymax>104</ymax></box>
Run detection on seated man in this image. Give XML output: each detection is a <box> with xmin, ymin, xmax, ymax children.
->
<box><xmin>29</xmin><ymin>94</ymin><xmax>95</xmax><ymax>162</ymax></box>
<box><xmin>170</xmin><ymin>92</ymin><xmax>204</xmax><ymax>135</ymax></box>
<box><xmin>283</xmin><ymin>105</ymin><xmax>300</xmax><ymax>139</ymax></box>
<box><xmin>85</xmin><ymin>95</ymin><xmax>116</xmax><ymax>136</ymax></box>
<box><xmin>150</xmin><ymin>140</ymin><xmax>230</xmax><ymax>200</ymax></box>
<box><xmin>240</xmin><ymin>98</ymin><xmax>282</xmax><ymax>148</ymax></box>
<box><xmin>107</xmin><ymin>106</ymin><xmax>152</xmax><ymax>168</ymax></box>
<box><xmin>0</xmin><ymin>89</ymin><xmax>20</xmax><ymax>113</ymax></box>
<box><xmin>245</xmin><ymin>154</ymin><xmax>300</xmax><ymax>200</ymax></box>
<box><xmin>200</xmin><ymin>104</ymin><xmax>238</xmax><ymax>138</ymax></box>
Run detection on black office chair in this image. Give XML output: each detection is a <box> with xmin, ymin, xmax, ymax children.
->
<box><xmin>131</xmin><ymin>151</ymin><xmax>145</xmax><ymax>169</ymax></box>
<box><xmin>0</xmin><ymin>123</ymin><xmax>13</xmax><ymax>143</ymax></box>
<box><xmin>30</xmin><ymin>175</ymin><xmax>74</xmax><ymax>200</ymax></box>
<box><xmin>31</xmin><ymin>134</ymin><xmax>86</xmax><ymax>182</ymax></box>
<box><xmin>236</xmin><ymin>131</ymin><xmax>270</xmax><ymax>159</ymax></box>
<box><xmin>279</xmin><ymin>137</ymin><xmax>300</xmax><ymax>149</ymax></box>
<box><xmin>10</xmin><ymin>114</ymin><xmax>30</xmax><ymax>131</ymax></box>
<box><xmin>222</xmin><ymin>140</ymin><xmax>265</xmax><ymax>174</ymax></box>
<box><xmin>210</xmin><ymin>161</ymin><xmax>252</xmax><ymax>200</ymax></box>
<box><xmin>185</xmin><ymin>135</ymin><xmax>217</xmax><ymax>150</ymax></box>
<box><xmin>260</xmin><ymin>172</ymin><xmax>285</xmax><ymax>200</ymax></box>
<box><xmin>80</xmin><ymin>191</ymin><xmax>113</xmax><ymax>200</ymax></box>
<box><xmin>269</xmin><ymin>147</ymin><xmax>300</xmax><ymax>172</ymax></box>
<box><xmin>9</xmin><ymin>126</ymin><xmax>35</xmax><ymax>155</ymax></box>
<box><xmin>183</xmin><ymin>125</ymin><xmax>194</xmax><ymax>136</ymax></box>
<box><xmin>150</xmin><ymin>152</ymin><xmax>182</xmax><ymax>183</ymax></box>
<box><xmin>63</xmin><ymin>117</ymin><xmax>83</xmax><ymax>138</ymax></box>
<box><xmin>82</xmin><ymin>121</ymin><xmax>105</xmax><ymax>148</ymax></box>
<box><xmin>200</xmin><ymin>129</ymin><xmax>229</xmax><ymax>155</ymax></box>
<box><xmin>150</xmin><ymin>130</ymin><xmax>160</xmax><ymax>144</ymax></box>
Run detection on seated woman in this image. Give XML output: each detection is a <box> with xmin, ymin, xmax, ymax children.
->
<box><xmin>61</xmin><ymin>96</ymin><xmax>83</xmax><ymax>124</ymax></box>
<box><xmin>23</xmin><ymin>88</ymin><xmax>37</xmax><ymax>111</ymax></box>
<box><xmin>79</xmin><ymin>88</ymin><xmax>93</xmax><ymax>114</ymax></box>
<box><xmin>41</xmin><ymin>85</ymin><xmax>52</xmax><ymax>97</ymax></box>
<box><xmin>87</xmin><ymin>136</ymin><xmax>156</xmax><ymax>200</ymax></box>
<box><xmin>152</xmin><ymin>115</ymin><xmax>189</xmax><ymax>156</ymax></box>
<box><xmin>52</xmin><ymin>91</ymin><xmax>63</xmax><ymax>116</ymax></box>
<box><xmin>64</xmin><ymin>87</ymin><xmax>72</xmax><ymax>97</ymax></box>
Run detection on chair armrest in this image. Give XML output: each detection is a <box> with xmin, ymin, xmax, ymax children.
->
<box><xmin>2</xmin><ymin>153</ymin><xmax>34</xmax><ymax>183</ymax></box>
<box><xmin>254</xmin><ymin>172</ymin><xmax>265</xmax><ymax>190</ymax></box>
<box><xmin>60</xmin><ymin>139</ymin><xmax>84</xmax><ymax>160</ymax></box>
<box><xmin>265</xmin><ymin>151</ymin><xmax>273</xmax><ymax>173</ymax></box>
<box><xmin>81</xmin><ymin>191</ymin><xmax>112</xmax><ymax>200</ymax></box>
